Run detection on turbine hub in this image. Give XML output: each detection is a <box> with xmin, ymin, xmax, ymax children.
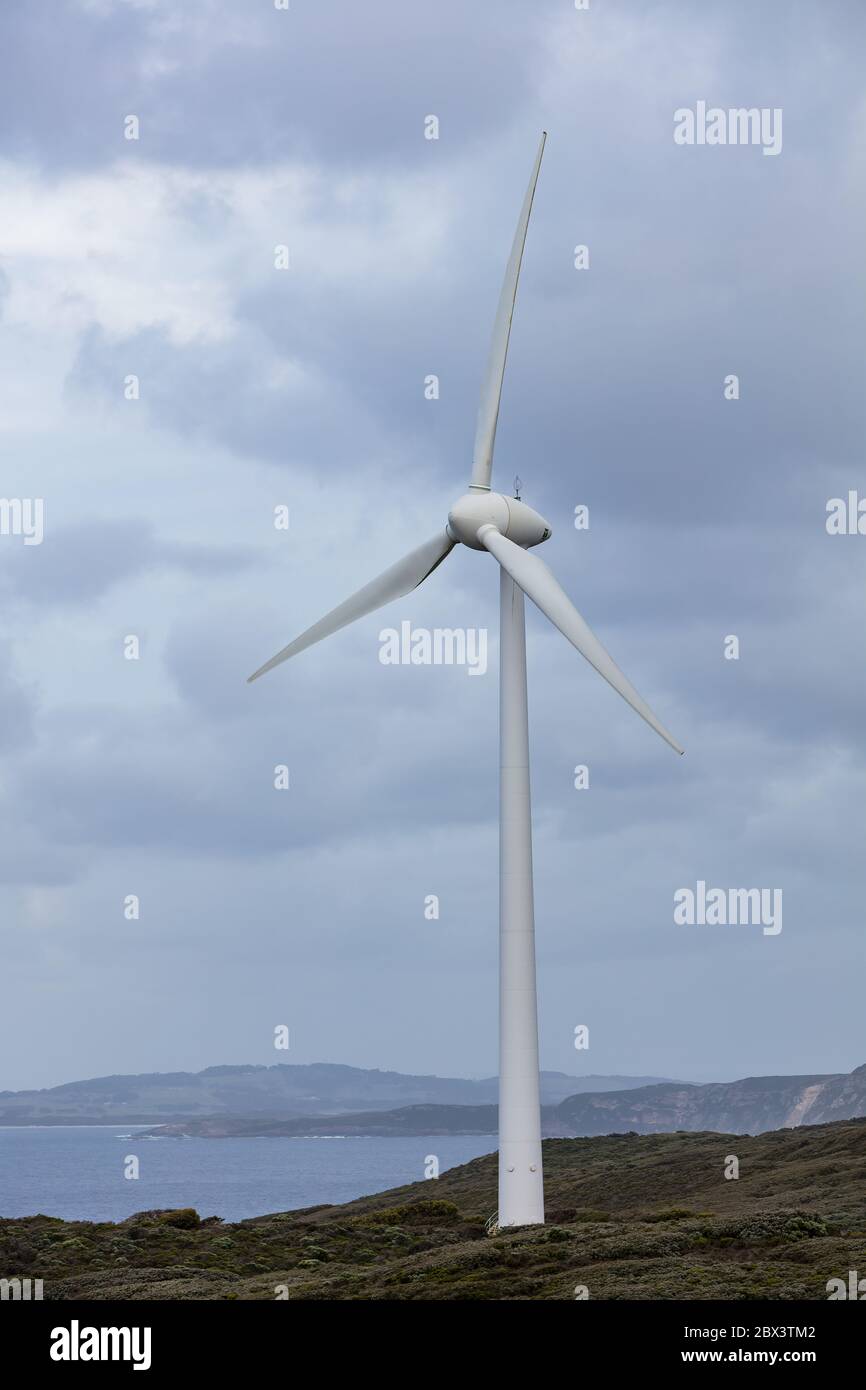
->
<box><xmin>447</xmin><ymin>491</ymin><xmax>552</xmax><ymax>551</ymax></box>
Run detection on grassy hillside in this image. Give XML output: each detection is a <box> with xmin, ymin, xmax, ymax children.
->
<box><xmin>3</xmin><ymin>1118</ymin><xmax>865</xmax><ymax>1300</ymax></box>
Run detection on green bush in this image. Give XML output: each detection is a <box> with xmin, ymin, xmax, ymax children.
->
<box><xmin>361</xmin><ymin>1200</ymin><xmax>460</xmax><ymax>1228</ymax></box>
<box><xmin>157</xmin><ymin>1209</ymin><xmax>201</xmax><ymax>1230</ymax></box>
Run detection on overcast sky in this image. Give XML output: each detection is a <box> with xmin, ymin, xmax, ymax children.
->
<box><xmin>1</xmin><ymin>0</ymin><xmax>864</xmax><ymax>1092</ymax></box>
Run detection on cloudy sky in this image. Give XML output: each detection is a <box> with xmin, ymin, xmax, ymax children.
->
<box><xmin>1</xmin><ymin>0</ymin><xmax>864</xmax><ymax>1092</ymax></box>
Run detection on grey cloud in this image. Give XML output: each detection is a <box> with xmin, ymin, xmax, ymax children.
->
<box><xmin>1</xmin><ymin>0</ymin><xmax>864</xmax><ymax>1089</ymax></box>
<box><xmin>0</xmin><ymin>649</ymin><xmax>36</xmax><ymax>752</ymax></box>
<box><xmin>66</xmin><ymin>323</ymin><xmax>398</xmax><ymax>473</ymax></box>
<box><xmin>0</xmin><ymin>518</ymin><xmax>254</xmax><ymax>607</ymax></box>
<box><xmin>0</xmin><ymin>0</ymin><xmax>548</xmax><ymax>174</ymax></box>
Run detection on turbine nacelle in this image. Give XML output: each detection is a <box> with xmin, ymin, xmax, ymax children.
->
<box><xmin>447</xmin><ymin>491</ymin><xmax>552</xmax><ymax>551</ymax></box>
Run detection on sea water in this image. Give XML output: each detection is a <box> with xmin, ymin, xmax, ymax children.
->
<box><xmin>0</xmin><ymin>1127</ymin><xmax>496</xmax><ymax>1223</ymax></box>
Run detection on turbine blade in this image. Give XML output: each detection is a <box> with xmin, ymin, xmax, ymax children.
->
<box><xmin>470</xmin><ymin>132</ymin><xmax>546</xmax><ymax>493</ymax></box>
<box><xmin>247</xmin><ymin>530</ymin><xmax>455</xmax><ymax>683</ymax></box>
<box><xmin>479</xmin><ymin>527</ymin><xmax>684</xmax><ymax>755</ymax></box>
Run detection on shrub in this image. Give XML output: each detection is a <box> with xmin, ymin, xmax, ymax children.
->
<box><xmin>361</xmin><ymin>1200</ymin><xmax>460</xmax><ymax>1228</ymax></box>
<box><xmin>297</xmin><ymin>1245</ymin><xmax>330</xmax><ymax>1262</ymax></box>
<box><xmin>157</xmin><ymin>1209</ymin><xmax>200</xmax><ymax>1230</ymax></box>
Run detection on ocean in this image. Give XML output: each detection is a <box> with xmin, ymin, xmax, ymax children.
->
<box><xmin>0</xmin><ymin>1127</ymin><xmax>496</xmax><ymax>1223</ymax></box>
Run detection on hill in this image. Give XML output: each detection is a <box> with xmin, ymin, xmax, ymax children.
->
<box><xmin>142</xmin><ymin>1063</ymin><xmax>866</xmax><ymax>1140</ymax></box>
<box><xmin>0</xmin><ymin>1063</ymin><xmax>672</xmax><ymax>1126</ymax></box>
<box><xmin>3</xmin><ymin>1118</ymin><xmax>865</xmax><ymax>1300</ymax></box>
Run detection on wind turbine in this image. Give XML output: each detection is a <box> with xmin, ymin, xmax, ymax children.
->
<box><xmin>248</xmin><ymin>132</ymin><xmax>683</xmax><ymax>1228</ymax></box>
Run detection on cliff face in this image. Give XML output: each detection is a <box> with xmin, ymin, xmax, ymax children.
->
<box><xmin>553</xmin><ymin>1065</ymin><xmax>866</xmax><ymax>1137</ymax></box>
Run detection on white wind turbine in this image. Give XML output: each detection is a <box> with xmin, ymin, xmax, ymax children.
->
<box><xmin>248</xmin><ymin>133</ymin><xmax>683</xmax><ymax>1228</ymax></box>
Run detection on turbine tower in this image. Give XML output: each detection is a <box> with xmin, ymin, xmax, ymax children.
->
<box><xmin>248</xmin><ymin>133</ymin><xmax>683</xmax><ymax>1228</ymax></box>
